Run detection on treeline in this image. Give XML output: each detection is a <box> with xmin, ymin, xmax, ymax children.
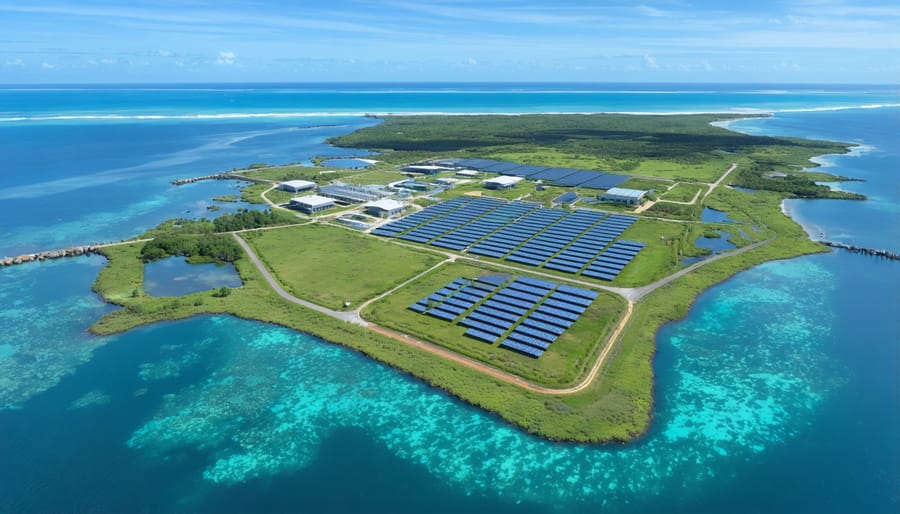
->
<box><xmin>212</xmin><ymin>209</ymin><xmax>296</xmax><ymax>232</ymax></box>
<box><xmin>732</xmin><ymin>168</ymin><xmax>865</xmax><ymax>199</ymax></box>
<box><xmin>140</xmin><ymin>234</ymin><xmax>242</xmax><ymax>262</ymax></box>
<box><xmin>141</xmin><ymin>209</ymin><xmax>297</xmax><ymax>240</ymax></box>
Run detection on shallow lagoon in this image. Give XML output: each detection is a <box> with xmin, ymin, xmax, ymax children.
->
<box><xmin>143</xmin><ymin>257</ymin><xmax>242</xmax><ymax>297</ymax></box>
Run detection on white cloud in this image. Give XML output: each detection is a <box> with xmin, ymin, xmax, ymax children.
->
<box><xmin>41</xmin><ymin>62</ymin><xmax>55</xmax><ymax>69</ymax></box>
<box><xmin>637</xmin><ymin>5</ymin><xmax>666</xmax><ymax>17</ymax></box>
<box><xmin>4</xmin><ymin>58</ymin><xmax>25</xmax><ymax>67</ymax></box>
<box><xmin>216</xmin><ymin>50</ymin><xmax>236</xmax><ymax>65</ymax></box>
<box><xmin>100</xmin><ymin>58</ymin><xmax>118</xmax><ymax>65</ymax></box>
<box><xmin>642</xmin><ymin>53</ymin><xmax>660</xmax><ymax>70</ymax></box>
<box><xmin>466</xmin><ymin>57</ymin><xmax>478</xmax><ymax>65</ymax></box>
<box><xmin>702</xmin><ymin>59</ymin><xmax>713</xmax><ymax>71</ymax></box>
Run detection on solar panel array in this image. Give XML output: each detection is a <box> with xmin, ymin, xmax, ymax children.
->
<box><xmin>408</xmin><ymin>275</ymin><xmax>600</xmax><ymax>358</ymax></box>
<box><xmin>432</xmin><ymin>158</ymin><xmax>628</xmax><ymax>190</ymax></box>
<box><xmin>373</xmin><ymin>197</ymin><xmax>644</xmax><ymax>281</ymax></box>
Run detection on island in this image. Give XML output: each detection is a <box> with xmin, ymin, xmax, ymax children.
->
<box><xmin>86</xmin><ymin>113</ymin><xmax>859</xmax><ymax>443</ymax></box>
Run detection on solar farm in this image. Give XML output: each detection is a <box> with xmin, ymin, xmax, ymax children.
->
<box><xmin>433</xmin><ymin>158</ymin><xmax>629</xmax><ymax>190</ymax></box>
<box><xmin>372</xmin><ymin>196</ymin><xmax>645</xmax><ymax>281</ymax></box>
<box><xmin>409</xmin><ymin>275</ymin><xmax>599</xmax><ymax>358</ymax></box>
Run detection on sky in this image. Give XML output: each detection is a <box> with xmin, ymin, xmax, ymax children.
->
<box><xmin>1</xmin><ymin>0</ymin><xmax>898</xmax><ymax>84</ymax></box>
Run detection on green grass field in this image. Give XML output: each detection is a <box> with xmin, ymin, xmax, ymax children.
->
<box><xmin>660</xmin><ymin>182</ymin><xmax>707</xmax><ymax>202</ymax></box>
<box><xmin>363</xmin><ymin>261</ymin><xmax>626</xmax><ymax>386</ymax></box>
<box><xmin>245</xmin><ymin>223</ymin><xmax>444</xmax><ymax>310</ymax></box>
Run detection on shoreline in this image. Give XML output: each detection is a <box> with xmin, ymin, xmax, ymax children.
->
<box><xmin>3</xmin><ymin>103</ymin><xmax>899</xmax><ymax>123</ymax></box>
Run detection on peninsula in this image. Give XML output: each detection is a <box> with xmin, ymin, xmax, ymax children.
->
<box><xmin>88</xmin><ymin>113</ymin><xmax>858</xmax><ymax>442</ymax></box>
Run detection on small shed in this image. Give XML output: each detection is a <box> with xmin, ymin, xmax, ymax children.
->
<box><xmin>365</xmin><ymin>198</ymin><xmax>405</xmax><ymax>218</ymax></box>
<box><xmin>279</xmin><ymin>180</ymin><xmax>316</xmax><ymax>193</ymax></box>
<box><xmin>289</xmin><ymin>194</ymin><xmax>335</xmax><ymax>214</ymax></box>
<box><xmin>599</xmin><ymin>187</ymin><xmax>648</xmax><ymax>206</ymax></box>
<box><xmin>483</xmin><ymin>176</ymin><xmax>524</xmax><ymax>190</ymax></box>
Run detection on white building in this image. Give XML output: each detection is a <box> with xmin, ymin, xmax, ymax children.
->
<box><xmin>289</xmin><ymin>194</ymin><xmax>335</xmax><ymax>214</ymax></box>
<box><xmin>279</xmin><ymin>180</ymin><xmax>317</xmax><ymax>193</ymax></box>
<box><xmin>599</xmin><ymin>187</ymin><xmax>648</xmax><ymax>206</ymax></box>
<box><xmin>455</xmin><ymin>169</ymin><xmax>479</xmax><ymax>177</ymax></box>
<box><xmin>364</xmin><ymin>198</ymin><xmax>406</xmax><ymax>217</ymax></box>
<box><xmin>483</xmin><ymin>176</ymin><xmax>524</xmax><ymax>190</ymax></box>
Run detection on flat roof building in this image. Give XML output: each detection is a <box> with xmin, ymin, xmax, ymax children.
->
<box><xmin>365</xmin><ymin>198</ymin><xmax>405</xmax><ymax>218</ymax></box>
<box><xmin>599</xmin><ymin>187</ymin><xmax>648</xmax><ymax>206</ymax></box>
<box><xmin>289</xmin><ymin>194</ymin><xmax>335</xmax><ymax>214</ymax></box>
<box><xmin>483</xmin><ymin>176</ymin><xmax>524</xmax><ymax>190</ymax></box>
<box><xmin>279</xmin><ymin>180</ymin><xmax>317</xmax><ymax>193</ymax></box>
<box><xmin>318</xmin><ymin>183</ymin><xmax>388</xmax><ymax>204</ymax></box>
<box><xmin>455</xmin><ymin>169</ymin><xmax>479</xmax><ymax>177</ymax></box>
<box><xmin>403</xmin><ymin>164</ymin><xmax>450</xmax><ymax>174</ymax></box>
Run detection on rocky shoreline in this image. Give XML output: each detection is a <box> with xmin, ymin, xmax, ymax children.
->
<box><xmin>1</xmin><ymin>245</ymin><xmax>99</xmax><ymax>268</ymax></box>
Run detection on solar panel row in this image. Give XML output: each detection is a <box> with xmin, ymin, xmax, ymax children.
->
<box><xmin>408</xmin><ymin>275</ymin><xmax>599</xmax><ymax>358</ymax></box>
<box><xmin>582</xmin><ymin>240</ymin><xmax>646</xmax><ymax>281</ymax></box>
<box><xmin>433</xmin><ymin>159</ymin><xmax>628</xmax><ymax>189</ymax></box>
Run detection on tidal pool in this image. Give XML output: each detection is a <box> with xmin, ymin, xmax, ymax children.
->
<box><xmin>143</xmin><ymin>257</ymin><xmax>242</xmax><ymax>297</ymax></box>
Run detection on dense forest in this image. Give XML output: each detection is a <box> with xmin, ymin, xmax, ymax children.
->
<box><xmin>140</xmin><ymin>234</ymin><xmax>242</xmax><ymax>262</ymax></box>
<box><xmin>329</xmin><ymin>114</ymin><xmax>848</xmax><ymax>171</ymax></box>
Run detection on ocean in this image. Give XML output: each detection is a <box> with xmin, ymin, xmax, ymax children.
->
<box><xmin>0</xmin><ymin>84</ymin><xmax>897</xmax><ymax>513</ymax></box>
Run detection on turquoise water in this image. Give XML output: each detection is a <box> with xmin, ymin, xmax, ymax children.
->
<box><xmin>0</xmin><ymin>86</ymin><xmax>897</xmax><ymax>512</ymax></box>
<box><xmin>143</xmin><ymin>257</ymin><xmax>242</xmax><ymax>297</ymax></box>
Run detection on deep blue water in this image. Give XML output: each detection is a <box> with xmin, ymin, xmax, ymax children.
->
<box><xmin>0</xmin><ymin>85</ymin><xmax>897</xmax><ymax>513</ymax></box>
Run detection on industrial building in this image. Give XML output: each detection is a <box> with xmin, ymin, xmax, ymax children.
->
<box><xmin>483</xmin><ymin>176</ymin><xmax>524</xmax><ymax>190</ymax></box>
<box><xmin>598</xmin><ymin>188</ymin><xmax>648</xmax><ymax>206</ymax></box>
<box><xmin>278</xmin><ymin>180</ymin><xmax>317</xmax><ymax>193</ymax></box>
<box><xmin>289</xmin><ymin>195</ymin><xmax>335</xmax><ymax>214</ymax></box>
<box><xmin>365</xmin><ymin>198</ymin><xmax>406</xmax><ymax>218</ymax></box>
<box><xmin>318</xmin><ymin>183</ymin><xmax>389</xmax><ymax>204</ymax></box>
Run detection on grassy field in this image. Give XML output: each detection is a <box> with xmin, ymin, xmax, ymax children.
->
<box><xmin>363</xmin><ymin>261</ymin><xmax>626</xmax><ymax>386</ymax></box>
<box><xmin>244</xmin><ymin>223</ymin><xmax>444</xmax><ymax>310</ymax></box>
<box><xmin>660</xmin><ymin>182</ymin><xmax>707</xmax><ymax>202</ymax></box>
<box><xmin>85</xmin><ymin>112</ymin><xmax>852</xmax><ymax>444</ymax></box>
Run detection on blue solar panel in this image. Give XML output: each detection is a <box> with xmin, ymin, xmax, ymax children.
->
<box><xmin>483</xmin><ymin>299</ymin><xmax>529</xmax><ymax>316</ymax></box>
<box><xmin>513</xmin><ymin>325</ymin><xmax>557</xmax><ymax>343</ymax></box>
<box><xmin>465</xmin><ymin>328</ymin><xmax>498</xmax><ymax>344</ymax></box>
<box><xmin>535</xmin><ymin>305</ymin><xmax>580</xmax><ymax>322</ymax></box>
<box><xmin>516</xmin><ymin>276</ymin><xmax>557</xmax><ymax>290</ymax></box>
<box><xmin>579</xmin><ymin>174</ymin><xmax>629</xmax><ymax>189</ymax></box>
<box><xmin>476</xmin><ymin>274</ymin><xmax>510</xmax><ymax>287</ymax></box>
<box><xmin>506</xmin><ymin>282</ymin><xmax>550</xmax><ymax>297</ymax></box>
<box><xmin>436</xmin><ymin>303</ymin><xmax>467</xmax><ymax>316</ymax></box>
<box><xmin>426</xmin><ymin>308</ymin><xmax>457</xmax><ymax>321</ymax></box>
<box><xmin>582</xmin><ymin>270</ymin><xmax>617</xmax><ymax>281</ymax></box>
<box><xmin>551</xmin><ymin>292</ymin><xmax>594</xmax><ymax>307</ymax></box>
<box><xmin>556</xmin><ymin>284</ymin><xmax>599</xmax><ymax>300</ymax></box>
<box><xmin>473</xmin><ymin>306</ymin><xmax>520</xmax><ymax>324</ymax></box>
<box><xmin>544</xmin><ymin>262</ymin><xmax>580</xmax><ymax>274</ymax></box>
<box><xmin>507</xmin><ymin>333</ymin><xmax>552</xmax><ymax>350</ymax></box>
<box><xmin>522</xmin><ymin>317</ymin><xmax>567</xmax><ymax>336</ymax></box>
<box><xmin>495</xmin><ymin>289</ymin><xmax>542</xmax><ymax>305</ymax></box>
<box><xmin>500</xmin><ymin>339</ymin><xmax>544</xmax><ymax>357</ymax></box>
<box><xmin>542</xmin><ymin>298</ymin><xmax>586</xmax><ymax>314</ymax></box>
<box><xmin>408</xmin><ymin>303</ymin><xmax>427</xmax><ymax>313</ymax></box>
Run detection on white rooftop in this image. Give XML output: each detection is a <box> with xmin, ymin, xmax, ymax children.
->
<box><xmin>406</xmin><ymin>165</ymin><xmax>448</xmax><ymax>171</ymax></box>
<box><xmin>280</xmin><ymin>179</ymin><xmax>316</xmax><ymax>189</ymax></box>
<box><xmin>483</xmin><ymin>176</ymin><xmax>524</xmax><ymax>186</ymax></box>
<box><xmin>603</xmin><ymin>187</ymin><xmax>647</xmax><ymax>198</ymax></box>
<box><xmin>365</xmin><ymin>198</ymin><xmax>404</xmax><ymax>211</ymax></box>
<box><xmin>455</xmin><ymin>169</ymin><xmax>479</xmax><ymax>176</ymax></box>
<box><xmin>291</xmin><ymin>194</ymin><xmax>334</xmax><ymax>207</ymax></box>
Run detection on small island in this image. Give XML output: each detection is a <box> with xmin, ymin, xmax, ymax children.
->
<box><xmin>88</xmin><ymin>113</ymin><xmax>858</xmax><ymax>442</ymax></box>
